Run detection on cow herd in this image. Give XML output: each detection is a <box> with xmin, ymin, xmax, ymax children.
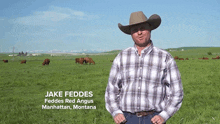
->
<box><xmin>2</xmin><ymin>57</ymin><xmax>95</xmax><ymax>65</ymax></box>
<box><xmin>174</xmin><ymin>56</ymin><xmax>188</xmax><ymax>60</ymax></box>
<box><xmin>2</xmin><ymin>59</ymin><xmax>49</xmax><ymax>65</ymax></box>
<box><xmin>75</xmin><ymin>57</ymin><xmax>95</xmax><ymax>65</ymax></box>
<box><xmin>2</xmin><ymin>55</ymin><xmax>218</xmax><ymax>65</ymax></box>
<box><xmin>174</xmin><ymin>56</ymin><xmax>220</xmax><ymax>60</ymax></box>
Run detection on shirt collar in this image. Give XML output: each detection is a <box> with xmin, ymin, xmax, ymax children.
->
<box><xmin>133</xmin><ymin>40</ymin><xmax>154</xmax><ymax>55</ymax></box>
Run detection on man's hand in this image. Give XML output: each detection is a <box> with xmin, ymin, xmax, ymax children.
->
<box><xmin>113</xmin><ymin>113</ymin><xmax>126</xmax><ymax>124</ymax></box>
<box><xmin>151</xmin><ymin>115</ymin><xmax>165</xmax><ymax>124</ymax></box>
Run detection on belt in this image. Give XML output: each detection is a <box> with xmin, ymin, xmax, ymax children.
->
<box><xmin>136</xmin><ymin>110</ymin><xmax>155</xmax><ymax>117</ymax></box>
<box><xmin>124</xmin><ymin>110</ymin><xmax>155</xmax><ymax>117</ymax></box>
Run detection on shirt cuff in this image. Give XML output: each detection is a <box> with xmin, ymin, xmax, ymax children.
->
<box><xmin>159</xmin><ymin>111</ymin><xmax>170</xmax><ymax>122</ymax></box>
<box><xmin>112</xmin><ymin>110</ymin><xmax>123</xmax><ymax>118</ymax></box>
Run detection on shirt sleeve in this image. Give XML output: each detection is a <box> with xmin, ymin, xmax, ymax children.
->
<box><xmin>105</xmin><ymin>53</ymin><xmax>123</xmax><ymax>117</ymax></box>
<box><xmin>159</xmin><ymin>56</ymin><xmax>184</xmax><ymax>122</ymax></box>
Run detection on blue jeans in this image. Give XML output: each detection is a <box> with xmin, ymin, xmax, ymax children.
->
<box><xmin>123</xmin><ymin>111</ymin><xmax>160</xmax><ymax>124</ymax></box>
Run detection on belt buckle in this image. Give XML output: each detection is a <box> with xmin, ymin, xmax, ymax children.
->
<box><xmin>136</xmin><ymin>112</ymin><xmax>143</xmax><ymax>117</ymax></box>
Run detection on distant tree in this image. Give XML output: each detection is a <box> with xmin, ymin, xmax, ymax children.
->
<box><xmin>207</xmin><ymin>52</ymin><xmax>212</xmax><ymax>55</ymax></box>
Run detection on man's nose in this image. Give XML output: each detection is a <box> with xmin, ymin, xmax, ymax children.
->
<box><xmin>137</xmin><ymin>30</ymin><xmax>142</xmax><ymax>34</ymax></box>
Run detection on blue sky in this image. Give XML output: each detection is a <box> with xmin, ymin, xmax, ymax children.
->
<box><xmin>0</xmin><ymin>0</ymin><xmax>219</xmax><ymax>53</ymax></box>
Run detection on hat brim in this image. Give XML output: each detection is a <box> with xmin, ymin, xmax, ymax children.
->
<box><xmin>118</xmin><ymin>14</ymin><xmax>161</xmax><ymax>35</ymax></box>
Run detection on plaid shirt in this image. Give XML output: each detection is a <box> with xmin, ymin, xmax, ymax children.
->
<box><xmin>105</xmin><ymin>42</ymin><xmax>183</xmax><ymax>122</ymax></box>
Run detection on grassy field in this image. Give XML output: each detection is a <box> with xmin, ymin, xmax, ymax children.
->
<box><xmin>0</xmin><ymin>48</ymin><xmax>220</xmax><ymax>124</ymax></box>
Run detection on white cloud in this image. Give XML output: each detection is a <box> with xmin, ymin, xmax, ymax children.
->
<box><xmin>72</xmin><ymin>11</ymin><xmax>85</xmax><ymax>17</ymax></box>
<box><xmin>13</xmin><ymin>11</ymin><xmax>69</xmax><ymax>26</ymax></box>
<box><xmin>12</xmin><ymin>6</ymin><xmax>99</xmax><ymax>26</ymax></box>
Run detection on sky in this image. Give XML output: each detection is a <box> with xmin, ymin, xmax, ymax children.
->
<box><xmin>0</xmin><ymin>0</ymin><xmax>219</xmax><ymax>53</ymax></box>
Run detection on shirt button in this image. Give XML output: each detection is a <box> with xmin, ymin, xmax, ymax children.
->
<box><xmin>139</xmin><ymin>77</ymin><xmax>142</xmax><ymax>79</ymax></box>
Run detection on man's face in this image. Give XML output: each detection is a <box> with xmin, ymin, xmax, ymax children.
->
<box><xmin>130</xmin><ymin>23</ymin><xmax>151</xmax><ymax>47</ymax></box>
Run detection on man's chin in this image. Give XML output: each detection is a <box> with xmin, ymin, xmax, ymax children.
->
<box><xmin>135</xmin><ymin>43</ymin><xmax>150</xmax><ymax>47</ymax></box>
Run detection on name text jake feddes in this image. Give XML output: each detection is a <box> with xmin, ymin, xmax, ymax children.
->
<box><xmin>45</xmin><ymin>91</ymin><xmax>93</xmax><ymax>97</ymax></box>
<box><xmin>42</xmin><ymin>91</ymin><xmax>96</xmax><ymax>110</ymax></box>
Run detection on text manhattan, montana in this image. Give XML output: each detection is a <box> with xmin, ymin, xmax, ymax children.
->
<box><xmin>42</xmin><ymin>105</ymin><xmax>96</xmax><ymax>109</ymax></box>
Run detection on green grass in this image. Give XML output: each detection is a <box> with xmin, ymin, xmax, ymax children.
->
<box><xmin>168</xmin><ymin>47</ymin><xmax>220</xmax><ymax>58</ymax></box>
<box><xmin>171</xmin><ymin>59</ymin><xmax>220</xmax><ymax>124</ymax></box>
<box><xmin>0</xmin><ymin>48</ymin><xmax>220</xmax><ymax>124</ymax></box>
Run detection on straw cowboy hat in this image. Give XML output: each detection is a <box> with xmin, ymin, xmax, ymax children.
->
<box><xmin>118</xmin><ymin>11</ymin><xmax>161</xmax><ymax>35</ymax></box>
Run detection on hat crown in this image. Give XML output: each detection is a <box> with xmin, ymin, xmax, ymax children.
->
<box><xmin>129</xmin><ymin>11</ymin><xmax>148</xmax><ymax>25</ymax></box>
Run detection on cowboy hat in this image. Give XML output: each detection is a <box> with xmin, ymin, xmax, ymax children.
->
<box><xmin>118</xmin><ymin>11</ymin><xmax>161</xmax><ymax>35</ymax></box>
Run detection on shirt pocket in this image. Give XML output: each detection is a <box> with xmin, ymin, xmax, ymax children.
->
<box><xmin>143</xmin><ymin>65</ymin><xmax>166</xmax><ymax>82</ymax></box>
<box><xmin>121</xmin><ymin>68</ymin><xmax>136</xmax><ymax>81</ymax></box>
<box><xmin>120</xmin><ymin>68</ymin><xmax>135</xmax><ymax>92</ymax></box>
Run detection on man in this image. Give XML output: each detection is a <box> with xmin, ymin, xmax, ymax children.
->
<box><xmin>105</xmin><ymin>11</ymin><xmax>183</xmax><ymax>124</ymax></box>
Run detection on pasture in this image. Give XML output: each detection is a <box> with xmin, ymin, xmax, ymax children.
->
<box><xmin>0</xmin><ymin>47</ymin><xmax>220</xmax><ymax>124</ymax></box>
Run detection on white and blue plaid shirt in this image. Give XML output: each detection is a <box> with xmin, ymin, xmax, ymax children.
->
<box><xmin>105</xmin><ymin>42</ymin><xmax>183</xmax><ymax>122</ymax></box>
